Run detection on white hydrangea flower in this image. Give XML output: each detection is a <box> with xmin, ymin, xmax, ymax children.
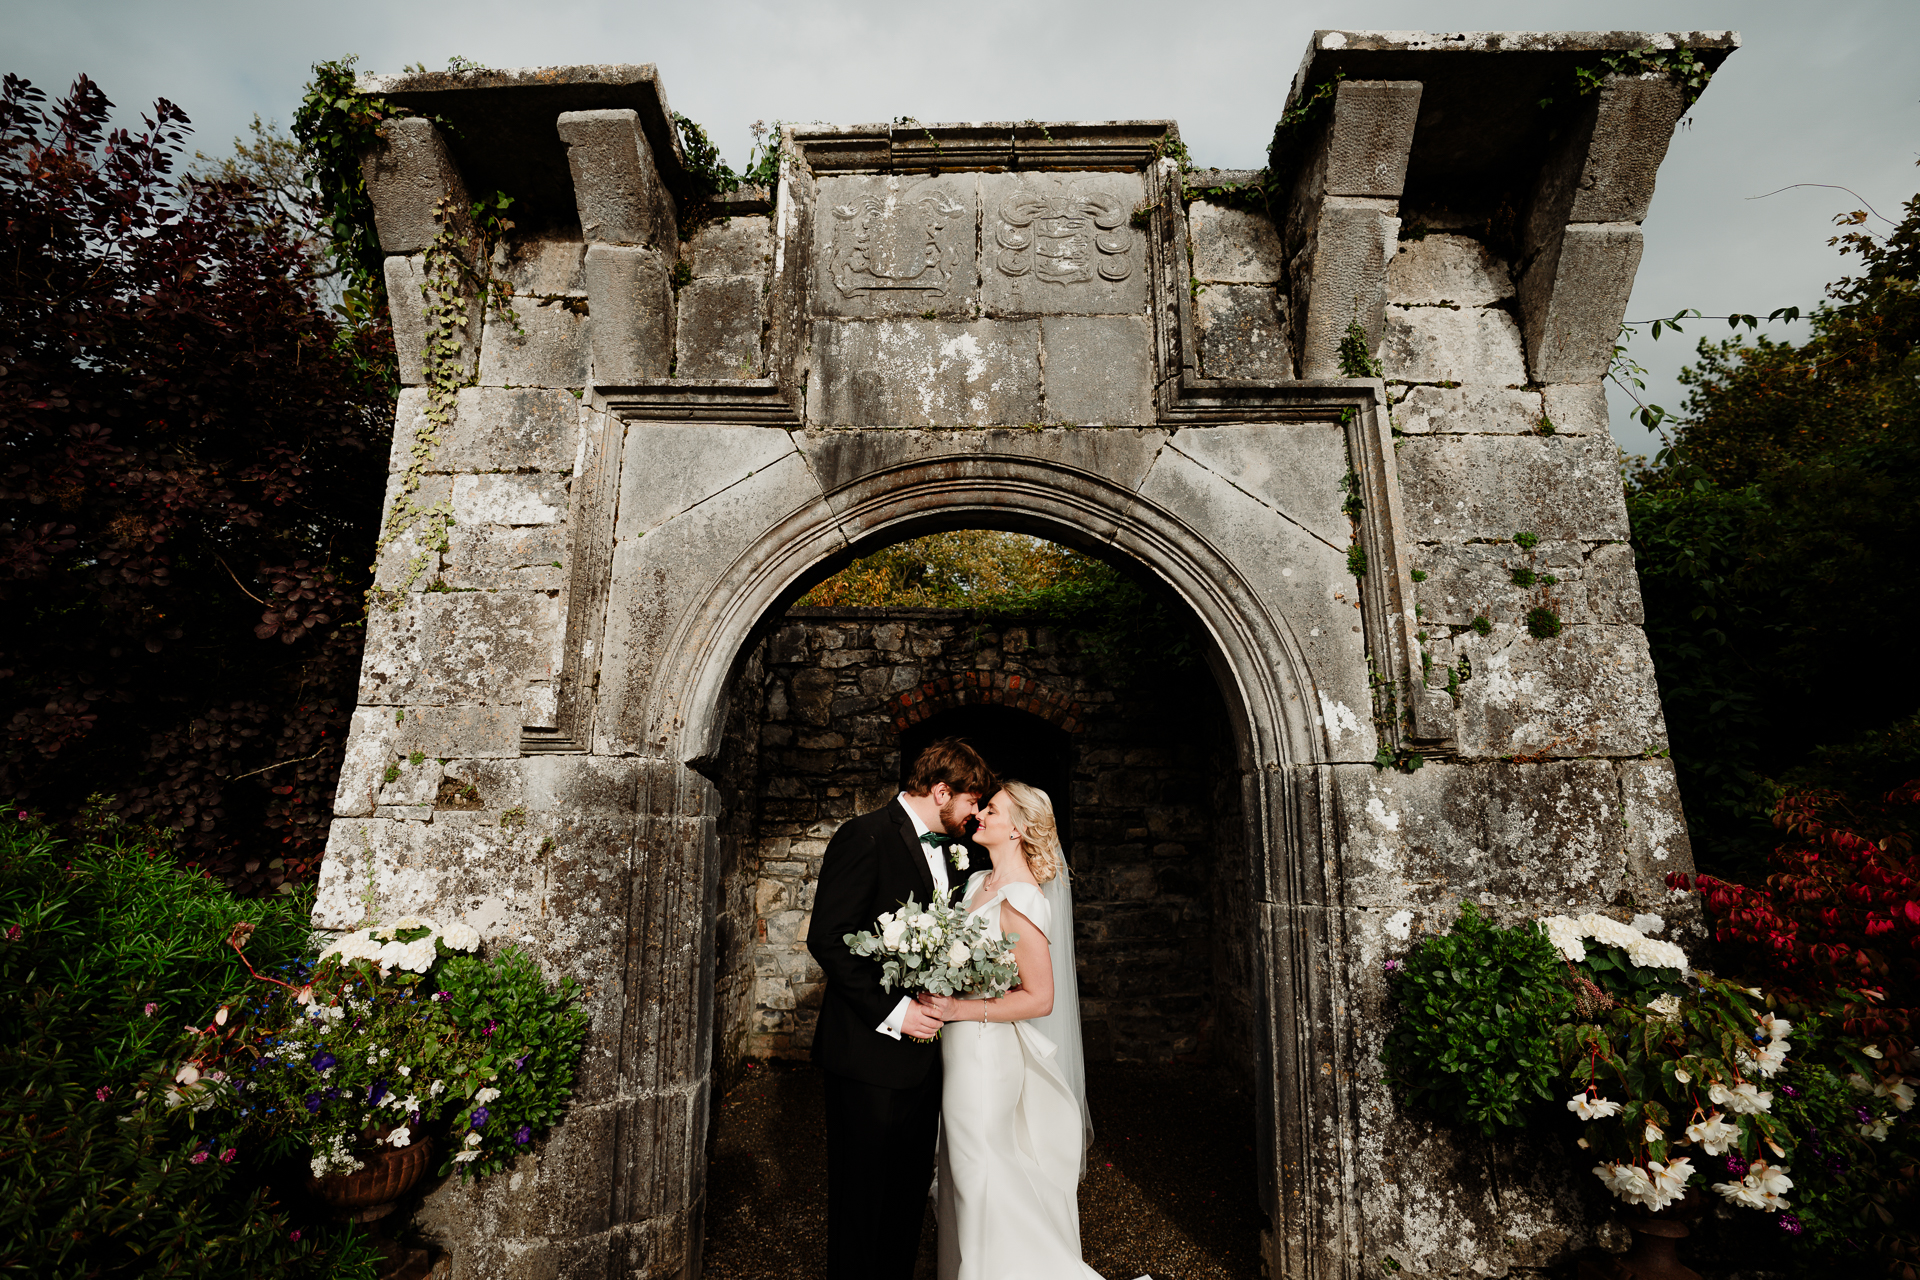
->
<box><xmin>397</xmin><ymin>937</ymin><xmax>438</xmax><ymax>973</ymax></box>
<box><xmin>390</xmin><ymin>915</ymin><xmax>438</xmax><ymax>933</ymax></box>
<box><xmin>1579</xmin><ymin>913</ymin><xmax>1643</xmax><ymax>951</ymax></box>
<box><xmin>441</xmin><ymin>921</ymin><xmax>481</xmax><ymax>953</ymax></box>
<box><xmin>1625</xmin><ymin>935</ymin><xmax>1689</xmax><ymax>971</ymax></box>
<box><xmin>1540</xmin><ymin>915</ymin><xmax>1587</xmax><ymax>963</ymax></box>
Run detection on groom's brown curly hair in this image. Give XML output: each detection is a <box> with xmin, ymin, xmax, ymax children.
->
<box><xmin>904</xmin><ymin>737</ymin><xmax>996</xmax><ymax>799</ymax></box>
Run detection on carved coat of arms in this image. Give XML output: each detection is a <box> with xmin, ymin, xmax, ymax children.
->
<box><xmin>827</xmin><ymin>182</ymin><xmax>969</xmax><ymax>299</ymax></box>
<box><xmin>994</xmin><ymin>191</ymin><xmax>1132</xmax><ymax>284</ymax></box>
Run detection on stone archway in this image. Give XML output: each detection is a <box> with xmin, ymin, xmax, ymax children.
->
<box><xmin>890</xmin><ymin>670</ymin><xmax>1085</xmax><ymax>737</ymax></box>
<box><xmin>319</xmin><ymin>33</ymin><xmax>1716</xmax><ymax>1279</ymax></box>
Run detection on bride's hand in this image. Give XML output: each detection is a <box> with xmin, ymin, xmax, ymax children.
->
<box><xmin>915</xmin><ymin>993</ymin><xmax>960</xmax><ymax>1020</ymax></box>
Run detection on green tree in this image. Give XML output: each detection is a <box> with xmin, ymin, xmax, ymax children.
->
<box><xmin>1628</xmin><ymin>172</ymin><xmax>1920</xmax><ymax>879</ymax></box>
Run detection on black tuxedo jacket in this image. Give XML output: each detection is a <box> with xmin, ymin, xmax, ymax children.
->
<box><xmin>806</xmin><ymin>801</ymin><xmax>966</xmax><ymax>1090</ymax></box>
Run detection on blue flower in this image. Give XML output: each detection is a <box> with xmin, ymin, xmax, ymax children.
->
<box><xmin>312</xmin><ymin>1051</ymin><xmax>337</xmax><ymax>1072</ymax></box>
<box><xmin>304</xmin><ymin>1093</ymin><xmax>324</xmax><ymax>1114</ymax></box>
<box><xmin>470</xmin><ymin>1107</ymin><xmax>490</xmax><ymax>1129</ymax></box>
<box><xmin>514</xmin><ymin>1125</ymin><xmax>531</xmax><ymax>1144</ymax></box>
<box><xmin>369</xmin><ymin>1080</ymin><xmax>389</xmax><ymax>1106</ymax></box>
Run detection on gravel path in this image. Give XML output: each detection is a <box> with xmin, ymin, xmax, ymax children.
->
<box><xmin>702</xmin><ymin>1059</ymin><xmax>1261</xmax><ymax>1280</ymax></box>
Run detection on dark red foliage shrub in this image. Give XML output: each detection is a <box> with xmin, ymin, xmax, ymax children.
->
<box><xmin>0</xmin><ymin>73</ymin><xmax>391</xmax><ymax>891</ymax></box>
<box><xmin>1671</xmin><ymin>776</ymin><xmax>1920</xmax><ymax>1047</ymax></box>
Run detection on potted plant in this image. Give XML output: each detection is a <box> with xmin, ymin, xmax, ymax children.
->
<box><xmin>1381</xmin><ymin>904</ymin><xmax>1916</xmax><ymax>1276</ymax></box>
<box><xmin>172</xmin><ymin>915</ymin><xmax>591</xmax><ymax>1221</ymax></box>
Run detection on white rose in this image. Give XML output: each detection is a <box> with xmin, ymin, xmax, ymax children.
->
<box><xmin>948</xmin><ymin>942</ymin><xmax>972</xmax><ymax>967</ymax></box>
<box><xmin>881</xmin><ymin>918</ymin><xmax>908</xmax><ymax>949</ymax></box>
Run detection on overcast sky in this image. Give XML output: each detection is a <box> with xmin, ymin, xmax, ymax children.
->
<box><xmin>9</xmin><ymin>0</ymin><xmax>1916</xmax><ymax>457</ymax></box>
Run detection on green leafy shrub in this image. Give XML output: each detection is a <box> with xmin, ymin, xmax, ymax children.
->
<box><xmin>1379</xmin><ymin>903</ymin><xmax>1572</xmax><ymax>1134</ymax></box>
<box><xmin>0</xmin><ymin>813</ymin><xmax>380</xmax><ymax>1277</ymax></box>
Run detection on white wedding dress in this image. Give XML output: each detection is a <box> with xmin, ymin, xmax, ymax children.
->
<box><xmin>936</xmin><ymin>870</ymin><xmax>1129</xmax><ymax>1280</ymax></box>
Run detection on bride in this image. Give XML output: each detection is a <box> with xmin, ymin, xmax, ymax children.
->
<box><xmin>917</xmin><ymin>781</ymin><xmax>1136</xmax><ymax>1280</ymax></box>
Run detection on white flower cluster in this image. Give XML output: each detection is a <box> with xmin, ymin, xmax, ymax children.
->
<box><xmin>1713</xmin><ymin>1157</ymin><xmax>1792</xmax><ymax>1211</ymax></box>
<box><xmin>318</xmin><ymin>915</ymin><xmax>481</xmax><ymax>974</ymax></box>
<box><xmin>1540</xmin><ymin>912</ymin><xmax>1688</xmax><ymax>972</ymax></box>
<box><xmin>845</xmin><ymin>894</ymin><xmax>1020</xmax><ymax>999</ymax></box>
<box><xmin>1593</xmin><ymin>1157</ymin><xmax>1694</xmax><ymax>1212</ymax></box>
<box><xmin>1735</xmin><ymin>1013</ymin><xmax>1794</xmax><ymax>1080</ymax></box>
<box><xmin>310</xmin><ymin>1132</ymin><xmax>366</xmax><ymax>1178</ymax></box>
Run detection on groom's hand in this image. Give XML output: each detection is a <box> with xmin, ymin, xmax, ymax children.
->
<box><xmin>901</xmin><ymin>1002</ymin><xmax>945</xmax><ymax>1040</ymax></box>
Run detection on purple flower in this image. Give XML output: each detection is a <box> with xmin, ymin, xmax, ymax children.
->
<box><xmin>470</xmin><ymin>1107</ymin><xmax>491</xmax><ymax>1129</ymax></box>
<box><xmin>311</xmin><ymin>1051</ymin><xmax>337</xmax><ymax>1072</ymax></box>
<box><xmin>1856</xmin><ymin>1105</ymin><xmax>1873</xmax><ymax>1124</ymax></box>
<box><xmin>1779</xmin><ymin>1214</ymin><xmax>1804</xmax><ymax>1236</ymax></box>
<box><xmin>304</xmin><ymin>1092</ymin><xmax>324</xmax><ymax>1114</ymax></box>
<box><xmin>289</xmin><ymin>1230</ymin><xmax>301</xmax><ymax>1242</ymax></box>
<box><xmin>1725</xmin><ymin>1154</ymin><xmax>1748</xmax><ymax>1177</ymax></box>
<box><xmin>514</xmin><ymin>1124</ymin><xmax>531</xmax><ymax>1145</ymax></box>
<box><xmin>1383</xmin><ymin>959</ymin><xmax>1404</xmax><ymax>975</ymax></box>
<box><xmin>431</xmin><ymin>991</ymin><xmax>452</xmax><ymax>1002</ymax></box>
<box><xmin>513</xmin><ymin>1053</ymin><xmax>530</xmax><ymax>1072</ymax></box>
<box><xmin>368</xmin><ymin>1080</ymin><xmax>389</xmax><ymax>1106</ymax></box>
<box><xmin>1780</xmin><ymin>1085</ymin><xmax>1799</xmax><ymax>1098</ymax></box>
<box><xmin>483</xmin><ymin>1019</ymin><xmax>497</xmax><ymax>1037</ymax></box>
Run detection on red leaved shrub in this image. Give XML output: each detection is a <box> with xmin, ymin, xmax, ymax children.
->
<box><xmin>0</xmin><ymin>74</ymin><xmax>391</xmax><ymax>891</ymax></box>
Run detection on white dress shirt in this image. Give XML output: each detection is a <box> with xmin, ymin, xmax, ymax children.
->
<box><xmin>876</xmin><ymin>792</ymin><xmax>952</xmax><ymax>1040</ymax></box>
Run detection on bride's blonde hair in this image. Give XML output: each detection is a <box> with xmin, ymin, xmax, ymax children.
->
<box><xmin>1000</xmin><ymin>780</ymin><xmax>1063</xmax><ymax>884</ymax></box>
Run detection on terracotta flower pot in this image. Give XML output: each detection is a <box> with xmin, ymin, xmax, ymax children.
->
<box><xmin>1578</xmin><ymin>1190</ymin><xmax>1708</xmax><ymax>1280</ymax></box>
<box><xmin>306</xmin><ymin>1125</ymin><xmax>435</xmax><ymax>1223</ymax></box>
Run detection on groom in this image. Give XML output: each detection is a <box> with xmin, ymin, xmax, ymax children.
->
<box><xmin>807</xmin><ymin>737</ymin><xmax>996</xmax><ymax>1280</ymax></box>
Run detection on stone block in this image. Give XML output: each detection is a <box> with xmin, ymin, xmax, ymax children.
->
<box><xmin>1332</xmin><ymin>759</ymin><xmax>1627</xmax><ymax>909</ymax></box>
<box><xmin>1188</xmin><ymin>202</ymin><xmax>1286</xmax><ymax>284</ymax></box>
<box><xmin>334</xmin><ymin>708</ymin><xmax>396</xmax><ymax>817</ymax></box>
<box><xmin>1584</xmin><ymin>541</ymin><xmax>1645</xmax><ymax>625</ymax></box>
<box><xmin>1619</xmin><ymin>757</ymin><xmax>1694</xmax><ymax>882</ymax></box>
<box><xmin>1378</xmin><ymin>306</ymin><xmax>1527</xmax><ymax>385</ymax></box>
<box><xmin>1324</xmin><ymin>80</ymin><xmax>1422</xmax><ymax>198</ymax></box>
<box><xmin>1529</xmin><ymin>77</ymin><xmax>1687</xmax><ymax>245</ymax></box>
<box><xmin>1397</xmin><ymin>433</ymin><xmax>1629</xmax><ymax>542</ymax></box>
<box><xmin>446</xmin><ymin>525</ymin><xmax>567</xmax><ymax>590</ymax></box>
<box><xmin>1298</xmin><ymin>197</ymin><xmax>1397</xmax><ymax>380</ymax></box>
<box><xmin>1386</xmin><ymin>234</ymin><xmax>1513</xmax><ymax>307</ymax></box>
<box><xmin>384</xmin><ymin>387</ymin><xmax>431</xmax><ymax>474</ymax></box>
<box><xmin>674</xmin><ymin>276</ymin><xmax>764</xmax><ymax>379</ymax></box>
<box><xmin>384</xmin><ymin>254</ymin><xmax>479</xmax><ymax>387</ymax></box>
<box><xmin>372</xmin><ymin>519</ymin><xmax>443</xmax><ymax>593</ymax></box>
<box><xmin>583</xmin><ymin>243</ymin><xmax>674</xmax><ymax>384</ymax></box>
<box><xmin>360</xmin><ymin>592</ymin><xmax>562</xmax><ymax>705</ymax></box>
<box><xmin>1392</xmin><ymin>384</ymin><xmax>1543</xmax><ymax>435</ymax></box>
<box><xmin>378</xmin><ymin>755</ymin><xmax>443</xmax><ymax>807</ymax></box>
<box><xmin>1452</xmin><ymin>622</ymin><xmax>1668</xmax><ymax>758</ymax></box>
<box><xmin>494</xmin><ymin>234</ymin><xmax>587</xmax><ymax>297</ymax></box>
<box><xmin>440</xmin><ymin>758</ymin><xmax>527</xmax><ymax>812</ymax></box>
<box><xmin>1162</xmin><ymin>423</ymin><xmax>1352</xmax><ymax>548</ymax></box>
<box><xmin>686</xmin><ymin>216</ymin><xmax>774</xmax><ymax>279</ymax></box>
<box><xmin>1132</xmin><ymin>444</ymin><xmax>1376</xmax><ymax>764</ymax></box>
<box><xmin>1412</xmin><ymin>539</ymin><xmax>1593</xmax><ymax>627</ymax></box>
<box><xmin>452</xmin><ymin>473</ymin><xmax>570</xmax><ymax>527</ymax></box>
<box><xmin>556</xmin><ymin>109</ymin><xmax>677</xmax><ymax>248</ymax></box>
<box><xmin>614</xmin><ymin>422</ymin><xmax>802</xmax><ymax>537</ymax></box>
<box><xmin>1540</xmin><ymin>382</ymin><xmax>1609</xmax><ymax>436</ymax></box>
<box><xmin>1195</xmin><ymin>285</ymin><xmax>1291</xmax><ymax>379</ymax></box>
<box><xmin>977</xmin><ymin>171</ymin><xmax>1148</xmax><ymax>317</ymax></box>
<box><xmin>1041</xmin><ymin>316</ymin><xmax>1154</xmax><ymax>425</ymax></box>
<box><xmin>478</xmin><ymin>298</ymin><xmax>591</xmax><ymax>388</ymax></box>
<box><xmin>360</xmin><ymin>117</ymin><xmax>469</xmax><ymax>254</ymax></box>
<box><xmin>396</xmin><ymin>704</ymin><xmax>524</xmax><ymax>758</ymax></box>
<box><xmin>813</xmin><ymin>173</ymin><xmax>979</xmax><ymax>319</ymax></box>
<box><xmin>807</xmin><ymin>319</ymin><xmax>1041</xmax><ymax>427</ymax></box>
<box><xmin>438</xmin><ymin>387</ymin><xmax>583</xmax><ymax>474</ymax></box>
<box><xmin>1520</xmin><ymin>222</ymin><xmax>1644</xmax><ymax>384</ymax></box>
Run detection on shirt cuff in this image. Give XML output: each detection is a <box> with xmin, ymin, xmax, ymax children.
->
<box><xmin>875</xmin><ymin>996</ymin><xmax>913</xmax><ymax>1040</ymax></box>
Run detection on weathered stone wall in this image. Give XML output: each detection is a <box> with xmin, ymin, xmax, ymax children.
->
<box><xmin>313</xmin><ymin>31</ymin><xmax>1739</xmax><ymax>1280</ymax></box>
<box><xmin>725</xmin><ymin>608</ymin><xmax>1245</xmax><ymax>1071</ymax></box>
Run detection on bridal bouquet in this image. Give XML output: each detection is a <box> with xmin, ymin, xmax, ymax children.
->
<box><xmin>844</xmin><ymin>894</ymin><xmax>1021</xmax><ymax>1006</ymax></box>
